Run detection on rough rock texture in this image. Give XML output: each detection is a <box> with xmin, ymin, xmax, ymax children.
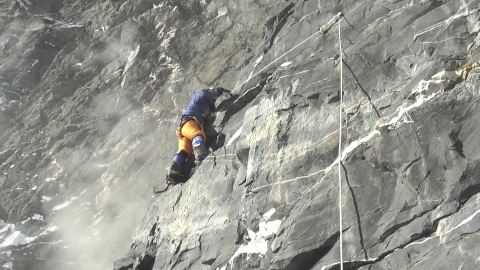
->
<box><xmin>1</xmin><ymin>0</ymin><xmax>480</xmax><ymax>269</ymax></box>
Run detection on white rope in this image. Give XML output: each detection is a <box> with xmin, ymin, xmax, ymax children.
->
<box><xmin>337</xmin><ymin>15</ymin><xmax>344</xmax><ymax>270</ymax></box>
<box><xmin>229</xmin><ymin>12</ymin><xmax>345</xmax><ymax>269</ymax></box>
<box><xmin>231</xmin><ymin>31</ymin><xmax>319</xmax><ymax>93</ymax></box>
<box><xmin>231</xmin><ymin>12</ymin><xmax>343</xmax><ymax>93</ymax></box>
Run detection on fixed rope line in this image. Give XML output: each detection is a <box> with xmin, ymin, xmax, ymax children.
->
<box><xmin>231</xmin><ymin>31</ymin><xmax>318</xmax><ymax>93</ymax></box>
<box><xmin>337</xmin><ymin>14</ymin><xmax>344</xmax><ymax>270</ymax></box>
<box><xmin>230</xmin><ymin>12</ymin><xmax>345</xmax><ymax>269</ymax></box>
<box><xmin>231</xmin><ymin>12</ymin><xmax>344</xmax><ymax>93</ymax></box>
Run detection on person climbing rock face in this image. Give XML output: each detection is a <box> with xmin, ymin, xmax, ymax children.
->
<box><xmin>167</xmin><ymin>86</ymin><xmax>231</xmax><ymax>185</ymax></box>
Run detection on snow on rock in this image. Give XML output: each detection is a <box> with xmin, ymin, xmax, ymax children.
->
<box><xmin>52</xmin><ymin>201</ymin><xmax>71</xmax><ymax>211</ymax></box>
<box><xmin>261</xmin><ymin>208</ymin><xmax>276</xmax><ymax>221</ymax></box>
<box><xmin>41</xmin><ymin>196</ymin><xmax>52</xmax><ymax>202</ymax></box>
<box><xmin>0</xmin><ymin>231</ymin><xmax>27</xmax><ymax>248</ymax></box>
<box><xmin>229</xmin><ymin>219</ymin><xmax>282</xmax><ymax>265</ymax></box>
<box><xmin>217</xmin><ymin>7</ymin><xmax>229</xmax><ymax>18</ymax></box>
<box><xmin>1</xmin><ymin>261</ymin><xmax>13</xmax><ymax>269</ymax></box>
<box><xmin>46</xmin><ymin>225</ymin><xmax>58</xmax><ymax>232</ymax></box>
<box><xmin>0</xmin><ymin>221</ymin><xmax>14</xmax><ymax>237</ymax></box>
<box><xmin>2</xmin><ymin>0</ymin><xmax>480</xmax><ymax>269</ymax></box>
<box><xmin>227</xmin><ymin>209</ymin><xmax>282</xmax><ymax>267</ymax></box>
<box><xmin>254</xmin><ymin>55</ymin><xmax>264</xmax><ymax>67</ymax></box>
<box><xmin>20</xmin><ymin>218</ymin><xmax>30</xmax><ymax>224</ymax></box>
<box><xmin>0</xmin><ymin>219</ymin><xmax>58</xmax><ymax>254</ymax></box>
<box><xmin>121</xmin><ymin>45</ymin><xmax>141</xmax><ymax>87</ymax></box>
<box><xmin>16</xmin><ymin>0</ymin><xmax>32</xmax><ymax>11</ymax></box>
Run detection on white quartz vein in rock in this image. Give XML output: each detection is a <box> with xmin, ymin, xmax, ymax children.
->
<box><xmin>413</xmin><ymin>10</ymin><xmax>471</xmax><ymax>41</ymax></box>
<box><xmin>383</xmin><ymin>70</ymin><xmax>460</xmax><ymax>130</ymax></box>
<box><xmin>325</xmin><ymin>130</ymin><xmax>381</xmax><ymax>173</ymax></box>
<box><xmin>226</xmin><ymin>125</ymin><xmax>243</xmax><ymax>146</ymax></box>
<box><xmin>439</xmin><ymin>207</ymin><xmax>480</xmax><ymax>237</ymax></box>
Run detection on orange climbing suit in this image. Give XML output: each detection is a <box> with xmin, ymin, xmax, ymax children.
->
<box><xmin>176</xmin><ymin>118</ymin><xmax>206</xmax><ymax>157</ymax></box>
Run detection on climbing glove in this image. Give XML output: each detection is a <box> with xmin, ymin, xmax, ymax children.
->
<box><xmin>216</xmin><ymin>87</ymin><xmax>231</xmax><ymax>95</ymax></box>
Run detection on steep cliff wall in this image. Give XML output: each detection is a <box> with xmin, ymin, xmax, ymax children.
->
<box><xmin>1</xmin><ymin>0</ymin><xmax>480</xmax><ymax>270</ymax></box>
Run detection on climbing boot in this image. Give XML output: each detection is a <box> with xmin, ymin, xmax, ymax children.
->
<box><xmin>167</xmin><ymin>162</ymin><xmax>185</xmax><ymax>185</ymax></box>
<box><xmin>193</xmin><ymin>144</ymin><xmax>208</xmax><ymax>164</ymax></box>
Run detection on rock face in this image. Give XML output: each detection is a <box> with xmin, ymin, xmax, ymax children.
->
<box><xmin>1</xmin><ymin>0</ymin><xmax>480</xmax><ymax>269</ymax></box>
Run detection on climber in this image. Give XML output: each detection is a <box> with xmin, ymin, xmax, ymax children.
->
<box><xmin>167</xmin><ymin>86</ymin><xmax>231</xmax><ymax>185</ymax></box>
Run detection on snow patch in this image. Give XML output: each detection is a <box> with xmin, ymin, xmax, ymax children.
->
<box><xmin>2</xmin><ymin>261</ymin><xmax>13</xmax><ymax>269</ymax></box>
<box><xmin>41</xmin><ymin>196</ymin><xmax>52</xmax><ymax>202</ymax></box>
<box><xmin>0</xmin><ymin>220</ymin><xmax>57</xmax><ymax>250</ymax></box>
<box><xmin>217</xmin><ymin>7</ymin><xmax>228</xmax><ymax>18</ymax></box>
<box><xmin>46</xmin><ymin>177</ymin><xmax>56</xmax><ymax>182</ymax></box>
<box><xmin>46</xmin><ymin>225</ymin><xmax>58</xmax><ymax>232</ymax></box>
<box><xmin>280</xmin><ymin>62</ymin><xmax>292</xmax><ymax>67</ymax></box>
<box><xmin>254</xmin><ymin>55</ymin><xmax>263</xmax><ymax>67</ymax></box>
<box><xmin>20</xmin><ymin>218</ymin><xmax>30</xmax><ymax>224</ymax></box>
<box><xmin>153</xmin><ymin>3</ymin><xmax>165</xmax><ymax>9</ymax></box>
<box><xmin>52</xmin><ymin>201</ymin><xmax>71</xmax><ymax>211</ymax></box>
<box><xmin>0</xmin><ymin>221</ymin><xmax>14</xmax><ymax>235</ymax></box>
<box><xmin>121</xmin><ymin>45</ymin><xmax>141</xmax><ymax>87</ymax></box>
<box><xmin>321</xmin><ymin>262</ymin><xmax>341</xmax><ymax>270</ymax></box>
<box><xmin>228</xmin><ymin>219</ymin><xmax>282</xmax><ymax>267</ymax></box>
<box><xmin>122</xmin><ymin>46</ymin><xmax>140</xmax><ymax>79</ymax></box>
<box><xmin>262</xmin><ymin>208</ymin><xmax>276</xmax><ymax>221</ymax></box>
<box><xmin>17</xmin><ymin>0</ymin><xmax>32</xmax><ymax>11</ymax></box>
<box><xmin>0</xmin><ymin>231</ymin><xmax>27</xmax><ymax>248</ymax></box>
<box><xmin>291</xmin><ymin>79</ymin><xmax>300</xmax><ymax>93</ymax></box>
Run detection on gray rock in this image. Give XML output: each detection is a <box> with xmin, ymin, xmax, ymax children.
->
<box><xmin>1</xmin><ymin>0</ymin><xmax>480</xmax><ymax>269</ymax></box>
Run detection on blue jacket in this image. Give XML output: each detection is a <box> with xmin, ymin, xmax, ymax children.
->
<box><xmin>182</xmin><ymin>88</ymin><xmax>221</xmax><ymax>125</ymax></box>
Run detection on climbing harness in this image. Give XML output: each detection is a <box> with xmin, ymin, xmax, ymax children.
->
<box><xmin>176</xmin><ymin>115</ymin><xmax>203</xmax><ymax>139</ymax></box>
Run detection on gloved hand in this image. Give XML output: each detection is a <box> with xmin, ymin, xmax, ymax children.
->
<box><xmin>216</xmin><ymin>87</ymin><xmax>231</xmax><ymax>95</ymax></box>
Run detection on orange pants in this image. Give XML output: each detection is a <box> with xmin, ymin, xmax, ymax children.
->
<box><xmin>176</xmin><ymin>120</ymin><xmax>206</xmax><ymax>157</ymax></box>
